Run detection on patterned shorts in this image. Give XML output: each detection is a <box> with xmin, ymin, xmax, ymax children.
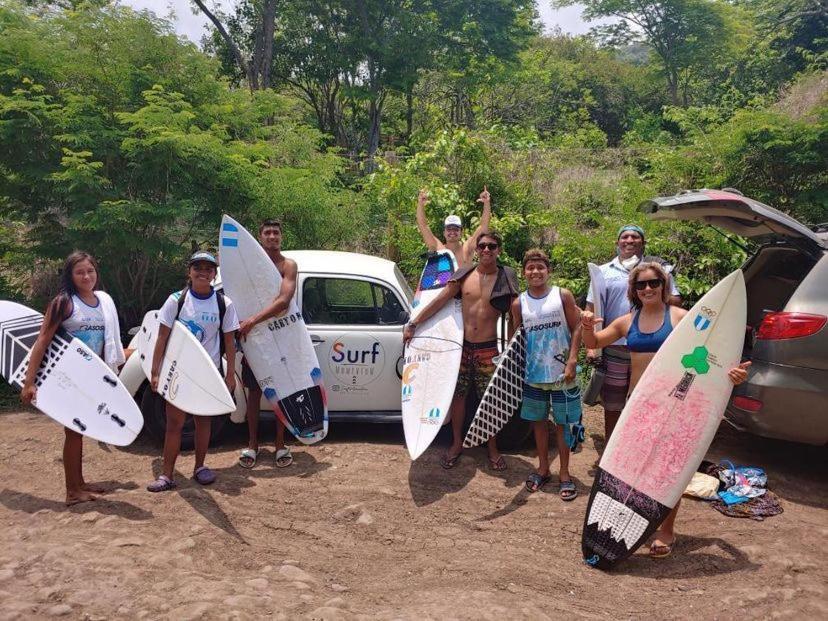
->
<box><xmin>454</xmin><ymin>340</ymin><xmax>498</xmax><ymax>399</ymax></box>
<box><xmin>520</xmin><ymin>383</ymin><xmax>583</xmax><ymax>424</ymax></box>
<box><xmin>600</xmin><ymin>345</ymin><xmax>631</xmax><ymax>412</ymax></box>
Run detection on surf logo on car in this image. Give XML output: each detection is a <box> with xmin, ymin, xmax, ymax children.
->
<box><xmin>267</xmin><ymin>311</ymin><xmax>303</xmax><ymax>332</ymax></box>
<box><xmin>693</xmin><ymin>306</ymin><xmax>718</xmax><ymax>331</ymax></box>
<box><xmin>329</xmin><ymin>336</ymin><xmax>385</xmax><ymax>387</ymax></box>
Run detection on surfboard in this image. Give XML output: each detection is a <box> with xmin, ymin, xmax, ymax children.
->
<box><xmin>462</xmin><ymin>328</ymin><xmax>526</xmax><ymax>448</ymax></box>
<box><xmin>402</xmin><ymin>250</ymin><xmax>463</xmax><ymax>460</ymax></box>
<box><xmin>582</xmin><ymin>269</ymin><xmax>747</xmax><ymax>569</ymax></box>
<box><xmin>0</xmin><ymin>301</ymin><xmax>143</xmax><ymax>445</ymax></box>
<box><xmin>135</xmin><ymin>310</ymin><xmax>235</xmax><ymax>416</ymax></box>
<box><xmin>582</xmin><ymin>262</ymin><xmax>606</xmax><ymax>406</ymax></box>
<box><xmin>218</xmin><ymin>215</ymin><xmax>327</xmax><ymax>444</ymax></box>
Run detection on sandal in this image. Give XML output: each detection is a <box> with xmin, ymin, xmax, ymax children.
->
<box><xmin>488</xmin><ymin>455</ymin><xmax>507</xmax><ymax>472</ymax></box>
<box><xmin>193</xmin><ymin>466</ymin><xmax>216</xmax><ymax>486</ymax></box>
<box><xmin>275</xmin><ymin>447</ymin><xmax>293</xmax><ymax>468</ymax></box>
<box><xmin>147</xmin><ymin>475</ymin><xmax>176</xmax><ymax>493</ymax></box>
<box><xmin>559</xmin><ymin>480</ymin><xmax>578</xmax><ymax>501</ymax></box>
<box><xmin>441</xmin><ymin>451</ymin><xmax>462</xmax><ymax>469</ymax></box>
<box><xmin>239</xmin><ymin>448</ymin><xmax>259</xmax><ymax>469</ymax></box>
<box><xmin>525</xmin><ymin>472</ymin><xmax>551</xmax><ymax>493</ymax></box>
<box><xmin>650</xmin><ymin>538</ymin><xmax>675</xmax><ymax>559</ymax></box>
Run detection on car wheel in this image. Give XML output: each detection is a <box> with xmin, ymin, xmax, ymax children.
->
<box><xmin>140</xmin><ymin>386</ymin><xmax>228</xmax><ymax>449</ymax></box>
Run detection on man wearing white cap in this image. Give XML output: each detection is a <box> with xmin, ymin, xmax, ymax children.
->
<box><xmin>416</xmin><ymin>186</ymin><xmax>492</xmax><ymax>267</ymax></box>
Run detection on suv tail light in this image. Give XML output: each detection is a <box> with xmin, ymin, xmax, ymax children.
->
<box><xmin>756</xmin><ymin>312</ymin><xmax>827</xmax><ymax>340</ymax></box>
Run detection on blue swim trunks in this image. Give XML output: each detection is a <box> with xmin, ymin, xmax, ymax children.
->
<box><xmin>520</xmin><ymin>382</ymin><xmax>582</xmax><ymax>431</ymax></box>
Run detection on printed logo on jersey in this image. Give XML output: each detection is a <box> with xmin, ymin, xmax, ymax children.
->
<box><xmin>182</xmin><ymin>319</ymin><xmax>206</xmax><ymax>342</ymax></box>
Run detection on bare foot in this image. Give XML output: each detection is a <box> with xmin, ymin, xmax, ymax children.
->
<box><xmin>66</xmin><ymin>490</ymin><xmax>97</xmax><ymax>506</ymax></box>
<box><xmin>81</xmin><ymin>482</ymin><xmax>106</xmax><ymax>494</ymax></box>
<box><xmin>649</xmin><ymin>531</ymin><xmax>676</xmax><ymax>558</ymax></box>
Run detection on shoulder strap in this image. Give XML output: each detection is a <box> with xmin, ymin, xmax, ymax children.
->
<box><xmin>216</xmin><ymin>289</ymin><xmax>227</xmax><ymax>358</ymax></box>
<box><xmin>175</xmin><ymin>288</ymin><xmax>187</xmax><ymax>320</ymax></box>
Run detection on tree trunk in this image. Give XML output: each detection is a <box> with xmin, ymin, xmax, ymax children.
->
<box><xmin>192</xmin><ymin>0</ymin><xmax>255</xmax><ymax>91</ymax></box>
<box><xmin>366</xmin><ymin>95</ymin><xmax>382</xmax><ymax>172</ymax></box>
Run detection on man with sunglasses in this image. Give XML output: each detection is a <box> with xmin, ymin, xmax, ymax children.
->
<box><xmin>416</xmin><ymin>187</ymin><xmax>492</xmax><ymax>267</ymax></box>
<box><xmin>585</xmin><ymin>225</ymin><xmax>681</xmax><ymax>441</ymax></box>
<box><xmin>403</xmin><ymin>231</ymin><xmax>518</xmax><ymax>471</ymax></box>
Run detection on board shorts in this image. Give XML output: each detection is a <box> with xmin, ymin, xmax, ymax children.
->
<box><xmin>520</xmin><ymin>383</ymin><xmax>582</xmax><ymax>424</ymax></box>
<box><xmin>600</xmin><ymin>345</ymin><xmax>631</xmax><ymax>412</ymax></box>
<box><xmin>454</xmin><ymin>340</ymin><xmax>498</xmax><ymax>399</ymax></box>
<box><xmin>241</xmin><ymin>356</ymin><xmax>258</xmax><ymax>391</ymax></box>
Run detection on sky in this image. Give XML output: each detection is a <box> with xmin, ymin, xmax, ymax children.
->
<box><xmin>122</xmin><ymin>1</ymin><xmax>597</xmax><ymax>46</ymax></box>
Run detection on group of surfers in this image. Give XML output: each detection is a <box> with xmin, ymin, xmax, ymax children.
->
<box><xmin>406</xmin><ymin>187</ymin><xmax>749</xmax><ymax>559</ymax></box>
<box><xmin>19</xmin><ymin>189</ymin><xmax>750</xmax><ymax>560</ymax></box>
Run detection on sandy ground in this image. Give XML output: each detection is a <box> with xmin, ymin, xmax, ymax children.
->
<box><xmin>0</xmin><ymin>405</ymin><xmax>825</xmax><ymax>620</ymax></box>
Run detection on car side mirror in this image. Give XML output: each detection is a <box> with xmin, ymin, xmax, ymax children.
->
<box><xmin>398</xmin><ymin>310</ymin><xmax>410</xmax><ymax>324</ymax></box>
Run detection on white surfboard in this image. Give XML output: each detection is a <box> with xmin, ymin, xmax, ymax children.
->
<box><xmin>219</xmin><ymin>215</ymin><xmax>327</xmax><ymax>444</ymax></box>
<box><xmin>0</xmin><ymin>301</ymin><xmax>143</xmax><ymax>445</ymax></box>
<box><xmin>135</xmin><ymin>310</ymin><xmax>235</xmax><ymax>416</ymax></box>
<box><xmin>402</xmin><ymin>250</ymin><xmax>463</xmax><ymax>460</ymax></box>
<box><xmin>582</xmin><ymin>270</ymin><xmax>747</xmax><ymax>569</ymax></box>
<box><xmin>462</xmin><ymin>328</ymin><xmax>526</xmax><ymax>448</ymax></box>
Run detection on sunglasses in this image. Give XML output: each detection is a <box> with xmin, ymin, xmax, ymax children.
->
<box><xmin>634</xmin><ymin>278</ymin><xmax>663</xmax><ymax>291</ymax></box>
<box><xmin>477</xmin><ymin>242</ymin><xmax>499</xmax><ymax>251</ymax></box>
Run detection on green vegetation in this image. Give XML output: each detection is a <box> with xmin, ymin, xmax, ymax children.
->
<box><xmin>1</xmin><ymin>0</ymin><xmax>825</xmax><ymax>328</ymax></box>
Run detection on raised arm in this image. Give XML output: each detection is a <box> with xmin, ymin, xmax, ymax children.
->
<box><xmin>238</xmin><ymin>259</ymin><xmax>298</xmax><ymax>337</ymax></box>
<box><xmin>402</xmin><ymin>281</ymin><xmax>461</xmax><ymax>343</ymax></box>
<box><xmin>415</xmin><ymin>189</ymin><xmax>441</xmax><ymax>251</ymax></box>
<box><xmin>463</xmin><ymin>186</ymin><xmax>492</xmax><ymax>258</ymax></box>
<box><xmin>582</xmin><ymin>311</ymin><xmax>630</xmax><ymax>350</ymax></box>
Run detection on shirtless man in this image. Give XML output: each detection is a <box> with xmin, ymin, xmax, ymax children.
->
<box><xmin>237</xmin><ymin>219</ymin><xmax>297</xmax><ymax>469</ymax></box>
<box><xmin>416</xmin><ymin>187</ymin><xmax>492</xmax><ymax>267</ymax></box>
<box><xmin>403</xmin><ymin>231</ymin><xmax>518</xmax><ymax>470</ymax></box>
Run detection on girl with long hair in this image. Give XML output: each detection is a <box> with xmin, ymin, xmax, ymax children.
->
<box><xmin>20</xmin><ymin>251</ymin><xmax>126</xmax><ymax>505</ymax></box>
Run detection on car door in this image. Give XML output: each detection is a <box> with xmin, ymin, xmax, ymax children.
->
<box><xmin>639</xmin><ymin>189</ymin><xmax>825</xmax><ymax>256</ymax></box>
<box><xmin>299</xmin><ymin>274</ymin><xmax>407</xmax><ymax>413</ymax></box>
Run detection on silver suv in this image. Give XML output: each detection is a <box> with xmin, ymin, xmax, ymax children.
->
<box><xmin>640</xmin><ymin>189</ymin><xmax>828</xmax><ymax>446</ymax></box>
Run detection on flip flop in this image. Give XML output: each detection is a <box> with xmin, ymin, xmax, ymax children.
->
<box><xmin>147</xmin><ymin>475</ymin><xmax>176</xmax><ymax>493</ymax></box>
<box><xmin>238</xmin><ymin>448</ymin><xmax>259</xmax><ymax>469</ymax></box>
<box><xmin>488</xmin><ymin>455</ymin><xmax>507</xmax><ymax>472</ymax></box>
<box><xmin>525</xmin><ymin>472</ymin><xmax>551</xmax><ymax>493</ymax></box>
<box><xmin>650</xmin><ymin>538</ymin><xmax>675</xmax><ymax>559</ymax></box>
<box><xmin>275</xmin><ymin>447</ymin><xmax>293</xmax><ymax>468</ymax></box>
<box><xmin>193</xmin><ymin>466</ymin><xmax>216</xmax><ymax>486</ymax></box>
<box><xmin>559</xmin><ymin>480</ymin><xmax>578</xmax><ymax>501</ymax></box>
<box><xmin>441</xmin><ymin>451</ymin><xmax>462</xmax><ymax>469</ymax></box>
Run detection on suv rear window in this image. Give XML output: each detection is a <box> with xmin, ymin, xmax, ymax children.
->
<box><xmin>302</xmin><ymin>277</ymin><xmax>405</xmax><ymax>325</ymax></box>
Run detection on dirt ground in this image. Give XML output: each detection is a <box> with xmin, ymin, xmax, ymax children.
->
<box><xmin>0</xmin><ymin>405</ymin><xmax>825</xmax><ymax>620</ymax></box>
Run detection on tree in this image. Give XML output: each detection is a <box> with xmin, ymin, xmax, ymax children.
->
<box><xmin>557</xmin><ymin>0</ymin><xmax>734</xmax><ymax>105</ymax></box>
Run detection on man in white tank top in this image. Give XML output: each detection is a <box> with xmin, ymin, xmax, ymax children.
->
<box><xmin>510</xmin><ymin>249</ymin><xmax>583</xmax><ymax>499</ymax></box>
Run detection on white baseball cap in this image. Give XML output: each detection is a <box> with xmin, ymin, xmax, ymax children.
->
<box><xmin>444</xmin><ymin>215</ymin><xmax>462</xmax><ymax>228</ymax></box>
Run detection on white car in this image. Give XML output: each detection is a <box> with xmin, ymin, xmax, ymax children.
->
<box><xmin>120</xmin><ymin>250</ymin><xmax>532</xmax><ymax>448</ymax></box>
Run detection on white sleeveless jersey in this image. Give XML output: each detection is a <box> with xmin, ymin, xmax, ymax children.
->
<box><xmin>520</xmin><ymin>287</ymin><xmax>571</xmax><ymax>384</ymax></box>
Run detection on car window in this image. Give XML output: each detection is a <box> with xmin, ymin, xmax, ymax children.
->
<box><xmin>302</xmin><ymin>277</ymin><xmax>406</xmax><ymax>325</ymax></box>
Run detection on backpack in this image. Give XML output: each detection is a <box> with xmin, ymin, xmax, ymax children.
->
<box><xmin>175</xmin><ymin>288</ymin><xmax>228</xmax><ymax>357</ymax></box>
